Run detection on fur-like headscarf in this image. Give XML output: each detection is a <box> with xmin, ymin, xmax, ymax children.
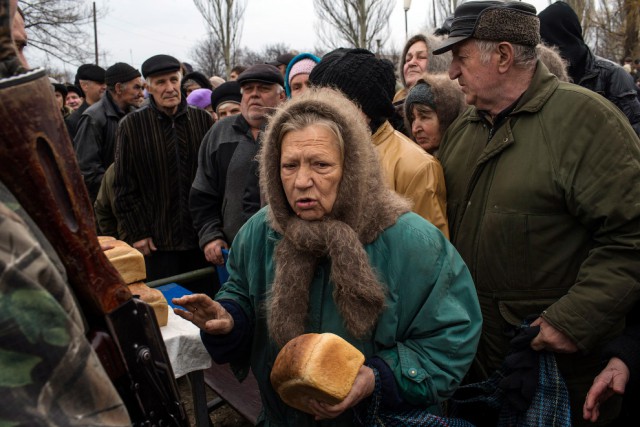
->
<box><xmin>259</xmin><ymin>87</ymin><xmax>411</xmax><ymax>346</ymax></box>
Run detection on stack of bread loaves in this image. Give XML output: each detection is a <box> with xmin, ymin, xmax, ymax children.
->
<box><xmin>270</xmin><ymin>333</ymin><xmax>365</xmax><ymax>414</ymax></box>
<box><xmin>100</xmin><ymin>236</ymin><xmax>168</xmax><ymax>326</ymax></box>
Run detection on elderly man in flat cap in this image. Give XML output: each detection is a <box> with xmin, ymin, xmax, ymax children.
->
<box><xmin>74</xmin><ymin>62</ymin><xmax>144</xmax><ymax>203</ymax></box>
<box><xmin>433</xmin><ymin>1</ymin><xmax>640</xmax><ymax>425</ymax></box>
<box><xmin>66</xmin><ymin>63</ymin><xmax>106</xmax><ymax>138</ymax></box>
<box><xmin>113</xmin><ymin>54</ymin><xmax>216</xmax><ymax>296</ymax></box>
<box><xmin>190</xmin><ymin>64</ymin><xmax>285</xmax><ymax>266</ymax></box>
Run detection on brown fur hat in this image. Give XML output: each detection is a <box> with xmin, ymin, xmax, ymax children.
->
<box><xmin>404</xmin><ymin>73</ymin><xmax>466</xmax><ymax>140</ymax></box>
<box><xmin>259</xmin><ymin>87</ymin><xmax>411</xmax><ymax>346</ymax></box>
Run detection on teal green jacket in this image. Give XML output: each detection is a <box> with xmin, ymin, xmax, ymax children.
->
<box><xmin>216</xmin><ymin>208</ymin><xmax>481</xmax><ymax>426</ymax></box>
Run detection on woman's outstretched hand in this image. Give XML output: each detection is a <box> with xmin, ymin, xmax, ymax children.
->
<box><xmin>173</xmin><ymin>293</ymin><xmax>234</xmax><ymax>335</ymax></box>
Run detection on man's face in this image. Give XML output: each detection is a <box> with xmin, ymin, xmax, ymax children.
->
<box><xmin>147</xmin><ymin>71</ymin><xmax>182</xmax><ymax>113</ymax></box>
<box><xmin>240</xmin><ymin>81</ymin><xmax>284</xmax><ymax>126</ymax></box>
<box><xmin>117</xmin><ymin>76</ymin><xmax>145</xmax><ymax>108</ymax></box>
<box><xmin>216</xmin><ymin>101</ymin><xmax>241</xmax><ymax>119</ymax></box>
<box><xmin>449</xmin><ymin>40</ymin><xmax>500</xmax><ymax>111</ymax></box>
<box><xmin>290</xmin><ymin>73</ymin><xmax>310</xmax><ymax>98</ymax></box>
<box><xmin>66</xmin><ymin>92</ymin><xmax>83</xmax><ymax>110</ymax></box>
<box><xmin>11</xmin><ymin>7</ymin><xmax>28</xmax><ymax>68</ymax></box>
<box><xmin>278</xmin><ymin>64</ymin><xmax>287</xmax><ymax>76</ymax></box>
<box><xmin>80</xmin><ymin>80</ymin><xmax>106</xmax><ymax>104</ymax></box>
<box><xmin>229</xmin><ymin>71</ymin><xmax>239</xmax><ymax>81</ymax></box>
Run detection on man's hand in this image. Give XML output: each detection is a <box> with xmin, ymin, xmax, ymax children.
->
<box><xmin>530</xmin><ymin>317</ymin><xmax>578</xmax><ymax>353</ymax></box>
<box><xmin>204</xmin><ymin>238</ymin><xmax>228</xmax><ymax>265</ymax></box>
<box><xmin>583</xmin><ymin>357</ymin><xmax>630</xmax><ymax>422</ymax></box>
<box><xmin>306</xmin><ymin>365</ymin><xmax>376</xmax><ymax>420</ymax></box>
<box><xmin>133</xmin><ymin>237</ymin><xmax>156</xmax><ymax>256</ymax></box>
<box><xmin>173</xmin><ymin>293</ymin><xmax>234</xmax><ymax>335</ymax></box>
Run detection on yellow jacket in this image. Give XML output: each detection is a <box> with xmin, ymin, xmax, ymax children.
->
<box><xmin>372</xmin><ymin>121</ymin><xmax>449</xmax><ymax>238</ymax></box>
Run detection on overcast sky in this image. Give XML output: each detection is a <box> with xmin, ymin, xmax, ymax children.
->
<box><xmin>29</xmin><ymin>0</ymin><xmax>552</xmax><ymax>78</ymax></box>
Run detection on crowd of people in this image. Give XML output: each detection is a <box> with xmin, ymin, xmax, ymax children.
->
<box><xmin>3</xmin><ymin>0</ymin><xmax>640</xmax><ymax>425</ymax></box>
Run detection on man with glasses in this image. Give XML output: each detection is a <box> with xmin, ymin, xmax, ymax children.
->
<box><xmin>75</xmin><ymin>62</ymin><xmax>144</xmax><ymax>202</ymax></box>
<box><xmin>190</xmin><ymin>64</ymin><xmax>285</xmax><ymax>265</ymax></box>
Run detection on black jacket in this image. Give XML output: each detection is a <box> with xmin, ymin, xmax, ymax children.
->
<box><xmin>579</xmin><ymin>53</ymin><xmax>640</xmax><ymax>136</ymax></box>
<box><xmin>190</xmin><ymin>114</ymin><xmax>261</xmax><ymax>248</ymax></box>
<box><xmin>74</xmin><ymin>91</ymin><xmax>132</xmax><ymax>202</ymax></box>
<box><xmin>114</xmin><ymin>97</ymin><xmax>213</xmax><ymax>250</ymax></box>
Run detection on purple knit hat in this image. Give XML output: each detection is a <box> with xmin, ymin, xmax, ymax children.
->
<box><xmin>187</xmin><ymin>88</ymin><xmax>213</xmax><ymax>109</ymax></box>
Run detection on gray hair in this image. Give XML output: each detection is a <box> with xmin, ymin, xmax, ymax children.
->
<box><xmin>276</xmin><ymin>113</ymin><xmax>345</xmax><ymax>162</ymax></box>
<box><xmin>475</xmin><ymin>40</ymin><xmax>537</xmax><ymax>69</ymax></box>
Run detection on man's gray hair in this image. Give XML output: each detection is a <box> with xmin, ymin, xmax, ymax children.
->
<box><xmin>475</xmin><ymin>40</ymin><xmax>538</xmax><ymax>69</ymax></box>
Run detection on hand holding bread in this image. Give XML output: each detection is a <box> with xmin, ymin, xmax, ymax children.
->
<box><xmin>172</xmin><ymin>293</ymin><xmax>234</xmax><ymax>335</ymax></box>
<box><xmin>270</xmin><ymin>333</ymin><xmax>374</xmax><ymax>419</ymax></box>
<box><xmin>306</xmin><ymin>365</ymin><xmax>375</xmax><ymax>420</ymax></box>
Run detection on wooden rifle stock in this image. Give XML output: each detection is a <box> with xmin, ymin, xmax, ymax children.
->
<box><xmin>0</xmin><ymin>2</ymin><xmax>188</xmax><ymax>424</ymax></box>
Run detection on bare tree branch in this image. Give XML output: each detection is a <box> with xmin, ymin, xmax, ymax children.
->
<box><xmin>313</xmin><ymin>0</ymin><xmax>393</xmax><ymax>51</ymax></box>
<box><xmin>192</xmin><ymin>0</ymin><xmax>246</xmax><ymax>77</ymax></box>
<box><xmin>19</xmin><ymin>0</ymin><xmax>95</xmax><ymax>66</ymax></box>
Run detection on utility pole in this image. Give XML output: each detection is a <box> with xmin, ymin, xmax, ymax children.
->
<box><xmin>93</xmin><ymin>2</ymin><xmax>98</xmax><ymax>65</ymax></box>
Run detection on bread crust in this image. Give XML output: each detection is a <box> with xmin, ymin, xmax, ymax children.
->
<box><xmin>103</xmin><ymin>239</ymin><xmax>146</xmax><ymax>284</ymax></box>
<box><xmin>128</xmin><ymin>282</ymin><xmax>168</xmax><ymax>327</ymax></box>
<box><xmin>270</xmin><ymin>333</ymin><xmax>364</xmax><ymax>413</ymax></box>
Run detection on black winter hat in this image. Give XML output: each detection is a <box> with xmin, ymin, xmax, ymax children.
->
<box><xmin>141</xmin><ymin>54</ymin><xmax>181</xmax><ymax>79</ymax></box>
<box><xmin>65</xmin><ymin>84</ymin><xmax>83</xmax><ymax>98</ymax></box>
<box><xmin>52</xmin><ymin>83</ymin><xmax>67</xmax><ymax>98</ymax></box>
<box><xmin>210</xmin><ymin>81</ymin><xmax>242</xmax><ymax>112</ymax></box>
<box><xmin>308</xmin><ymin>48</ymin><xmax>395</xmax><ymax>121</ymax></box>
<box><xmin>105</xmin><ymin>62</ymin><xmax>141</xmax><ymax>86</ymax></box>
<box><xmin>75</xmin><ymin>64</ymin><xmax>106</xmax><ymax>85</ymax></box>
<box><xmin>182</xmin><ymin>71</ymin><xmax>213</xmax><ymax>91</ymax></box>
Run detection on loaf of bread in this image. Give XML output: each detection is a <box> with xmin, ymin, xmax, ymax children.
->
<box><xmin>102</xmin><ymin>239</ymin><xmax>146</xmax><ymax>284</ymax></box>
<box><xmin>128</xmin><ymin>282</ymin><xmax>168</xmax><ymax>327</ymax></box>
<box><xmin>270</xmin><ymin>333</ymin><xmax>365</xmax><ymax>413</ymax></box>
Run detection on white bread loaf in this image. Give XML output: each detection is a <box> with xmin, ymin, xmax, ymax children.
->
<box><xmin>128</xmin><ymin>282</ymin><xmax>168</xmax><ymax>327</ymax></box>
<box><xmin>270</xmin><ymin>333</ymin><xmax>365</xmax><ymax>413</ymax></box>
<box><xmin>103</xmin><ymin>239</ymin><xmax>146</xmax><ymax>284</ymax></box>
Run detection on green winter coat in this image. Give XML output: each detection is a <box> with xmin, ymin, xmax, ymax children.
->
<box><xmin>439</xmin><ymin>61</ymin><xmax>640</xmax><ymax>423</ymax></box>
<box><xmin>217</xmin><ymin>208</ymin><xmax>482</xmax><ymax>426</ymax></box>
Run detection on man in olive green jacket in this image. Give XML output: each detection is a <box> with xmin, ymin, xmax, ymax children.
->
<box><xmin>434</xmin><ymin>2</ymin><xmax>640</xmax><ymax>425</ymax></box>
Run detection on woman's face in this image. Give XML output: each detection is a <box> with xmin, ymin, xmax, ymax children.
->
<box><xmin>403</xmin><ymin>41</ymin><xmax>428</xmax><ymax>88</ymax></box>
<box><xmin>411</xmin><ymin>104</ymin><xmax>441</xmax><ymax>154</ymax></box>
<box><xmin>280</xmin><ymin>124</ymin><xmax>343</xmax><ymax>221</ymax></box>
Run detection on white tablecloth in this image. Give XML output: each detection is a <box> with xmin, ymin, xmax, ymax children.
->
<box><xmin>161</xmin><ymin>310</ymin><xmax>212</xmax><ymax>378</ymax></box>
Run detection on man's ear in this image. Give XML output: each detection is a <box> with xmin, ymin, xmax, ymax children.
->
<box><xmin>279</xmin><ymin>89</ymin><xmax>286</xmax><ymax>101</ymax></box>
<box><xmin>497</xmin><ymin>42</ymin><xmax>515</xmax><ymax>73</ymax></box>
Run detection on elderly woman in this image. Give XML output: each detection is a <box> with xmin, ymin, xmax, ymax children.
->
<box><xmin>391</xmin><ymin>34</ymin><xmax>451</xmax><ymax>135</ymax></box>
<box><xmin>404</xmin><ymin>73</ymin><xmax>466</xmax><ymax>154</ymax></box>
<box><xmin>395</xmin><ymin>34</ymin><xmax>451</xmax><ymax>103</ymax></box>
<box><xmin>174</xmin><ymin>88</ymin><xmax>481</xmax><ymax>426</ymax></box>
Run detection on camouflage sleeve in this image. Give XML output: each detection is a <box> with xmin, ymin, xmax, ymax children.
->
<box><xmin>0</xmin><ymin>202</ymin><xmax>131</xmax><ymax>426</ymax></box>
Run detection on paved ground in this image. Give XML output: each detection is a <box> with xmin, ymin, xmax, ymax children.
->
<box><xmin>177</xmin><ymin>376</ymin><xmax>254</xmax><ymax>426</ymax></box>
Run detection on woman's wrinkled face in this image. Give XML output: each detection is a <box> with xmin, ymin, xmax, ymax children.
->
<box><xmin>403</xmin><ymin>41</ymin><xmax>428</xmax><ymax>88</ymax></box>
<box><xmin>411</xmin><ymin>104</ymin><xmax>441</xmax><ymax>154</ymax></box>
<box><xmin>280</xmin><ymin>124</ymin><xmax>343</xmax><ymax>221</ymax></box>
